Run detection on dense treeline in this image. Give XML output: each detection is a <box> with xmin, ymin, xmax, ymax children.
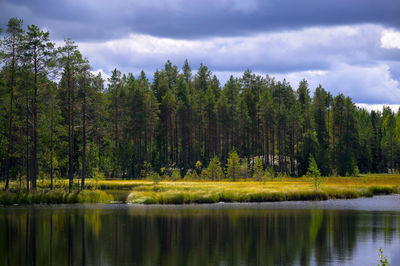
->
<box><xmin>1</xmin><ymin>18</ymin><xmax>400</xmax><ymax>190</ymax></box>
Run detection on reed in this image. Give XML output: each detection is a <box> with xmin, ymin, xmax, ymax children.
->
<box><xmin>0</xmin><ymin>190</ymin><xmax>113</xmax><ymax>205</ymax></box>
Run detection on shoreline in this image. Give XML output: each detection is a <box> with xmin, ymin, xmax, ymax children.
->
<box><xmin>0</xmin><ymin>185</ymin><xmax>398</xmax><ymax>205</ymax></box>
<box><xmin>1</xmin><ymin>174</ymin><xmax>399</xmax><ymax>205</ymax></box>
<box><xmin>125</xmin><ymin>185</ymin><xmax>399</xmax><ymax>204</ymax></box>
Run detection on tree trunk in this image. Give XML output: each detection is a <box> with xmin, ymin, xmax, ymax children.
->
<box><xmin>82</xmin><ymin>87</ymin><xmax>86</xmax><ymax>190</ymax></box>
<box><xmin>26</xmin><ymin>83</ymin><xmax>30</xmax><ymax>193</ymax></box>
<box><xmin>67</xmin><ymin>63</ymin><xmax>74</xmax><ymax>193</ymax></box>
<box><xmin>50</xmin><ymin>112</ymin><xmax>54</xmax><ymax>190</ymax></box>
<box><xmin>5</xmin><ymin>55</ymin><xmax>16</xmax><ymax>190</ymax></box>
<box><xmin>32</xmin><ymin>54</ymin><xmax>38</xmax><ymax>191</ymax></box>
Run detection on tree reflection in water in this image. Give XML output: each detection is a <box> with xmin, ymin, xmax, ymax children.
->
<box><xmin>0</xmin><ymin>204</ymin><xmax>399</xmax><ymax>265</ymax></box>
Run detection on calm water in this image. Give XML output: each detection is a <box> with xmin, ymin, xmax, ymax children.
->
<box><xmin>1</xmin><ymin>195</ymin><xmax>400</xmax><ymax>266</ymax></box>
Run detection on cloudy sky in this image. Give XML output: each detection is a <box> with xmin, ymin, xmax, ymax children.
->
<box><xmin>1</xmin><ymin>0</ymin><xmax>400</xmax><ymax>107</ymax></box>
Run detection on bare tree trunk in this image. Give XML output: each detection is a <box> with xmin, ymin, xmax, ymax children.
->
<box><xmin>32</xmin><ymin>55</ymin><xmax>38</xmax><ymax>191</ymax></box>
<box><xmin>5</xmin><ymin>42</ymin><xmax>18</xmax><ymax>190</ymax></box>
<box><xmin>26</xmin><ymin>84</ymin><xmax>30</xmax><ymax>193</ymax></box>
<box><xmin>5</xmin><ymin>67</ymin><xmax>15</xmax><ymax>190</ymax></box>
<box><xmin>113</xmin><ymin>91</ymin><xmax>119</xmax><ymax>177</ymax></box>
<box><xmin>82</xmin><ymin>86</ymin><xmax>86</xmax><ymax>190</ymax></box>
<box><xmin>68</xmin><ymin>64</ymin><xmax>74</xmax><ymax>193</ymax></box>
<box><xmin>50</xmin><ymin>113</ymin><xmax>54</xmax><ymax>190</ymax></box>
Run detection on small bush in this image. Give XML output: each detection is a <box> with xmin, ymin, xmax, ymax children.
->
<box><xmin>200</xmin><ymin>169</ymin><xmax>208</xmax><ymax>180</ymax></box>
<box><xmin>77</xmin><ymin>190</ymin><xmax>113</xmax><ymax>203</ymax></box>
<box><xmin>307</xmin><ymin>155</ymin><xmax>321</xmax><ymax>190</ymax></box>
<box><xmin>183</xmin><ymin>170</ymin><xmax>193</xmax><ymax>181</ymax></box>
<box><xmin>377</xmin><ymin>248</ymin><xmax>389</xmax><ymax>266</ymax></box>
<box><xmin>367</xmin><ymin>186</ymin><xmax>397</xmax><ymax>195</ymax></box>
<box><xmin>252</xmin><ymin>157</ymin><xmax>264</xmax><ymax>181</ymax></box>
<box><xmin>226</xmin><ymin>150</ymin><xmax>241</xmax><ymax>180</ymax></box>
<box><xmin>146</xmin><ymin>172</ymin><xmax>161</xmax><ymax>184</ymax></box>
<box><xmin>207</xmin><ymin>156</ymin><xmax>224</xmax><ymax>180</ymax></box>
<box><xmin>171</xmin><ymin>170</ymin><xmax>181</xmax><ymax>181</ymax></box>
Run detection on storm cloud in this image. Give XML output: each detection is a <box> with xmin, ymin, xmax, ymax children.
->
<box><xmin>1</xmin><ymin>0</ymin><xmax>400</xmax><ymax>41</ymax></box>
<box><xmin>1</xmin><ymin>0</ymin><xmax>400</xmax><ymax>106</ymax></box>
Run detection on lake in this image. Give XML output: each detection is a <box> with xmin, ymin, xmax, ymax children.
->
<box><xmin>1</xmin><ymin>195</ymin><xmax>400</xmax><ymax>265</ymax></box>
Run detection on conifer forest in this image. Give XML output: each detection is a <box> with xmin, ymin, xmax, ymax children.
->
<box><xmin>1</xmin><ymin>18</ymin><xmax>400</xmax><ymax>191</ymax></box>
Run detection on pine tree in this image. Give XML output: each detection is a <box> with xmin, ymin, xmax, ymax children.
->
<box><xmin>226</xmin><ymin>149</ymin><xmax>240</xmax><ymax>180</ymax></box>
<box><xmin>224</xmin><ymin>76</ymin><xmax>240</xmax><ymax>152</ymax></box>
<box><xmin>357</xmin><ymin>109</ymin><xmax>373</xmax><ymax>172</ymax></box>
<box><xmin>77</xmin><ymin>61</ymin><xmax>90</xmax><ymax>189</ymax></box>
<box><xmin>160</xmin><ymin>88</ymin><xmax>176</xmax><ymax>166</ymax></box>
<box><xmin>253</xmin><ymin>157</ymin><xmax>264</xmax><ymax>181</ymax></box>
<box><xmin>39</xmin><ymin>81</ymin><xmax>63</xmax><ymax>189</ymax></box>
<box><xmin>332</xmin><ymin>95</ymin><xmax>358</xmax><ymax>175</ymax></box>
<box><xmin>307</xmin><ymin>154</ymin><xmax>321</xmax><ymax>190</ymax></box>
<box><xmin>258</xmin><ymin>86</ymin><xmax>275</xmax><ymax>167</ymax></box>
<box><xmin>382</xmin><ymin>107</ymin><xmax>396</xmax><ymax>172</ymax></box>
<box><xmin>207</xmin><ymin>155</ymin><xmax>223</xmax><ymax>180</ymax></box>
<box><xmin>58</xmin><ymin>39</ymin><xmax>84</xmax><ymax>191</ymax></box>
<box><xmin>1</xmin><ymin>18</ymin><xmax>24</xmax><ymax>189</ymax></box>
<box><xmin>204</xmin><ymin>86</ymin><xmax>217</xmax><ymax>161</ymax></box>
<box><xmin>216</xmin><ymin>92</ymin><xmax>229</xmax><ymax>160</ymax></box>
<box><xmin>297</xmin><ymin>79</ymin><xmax>312</xmax><ymax>134</ymax></box>
<box><xmin>23</xmin><ymin>25</ymin><xmax>56</xmax><ymax>190</ymax></box>
<box><xmin>297</xmin><ymin>131</ymin><xmax>319</xmax><ymax>177</ymax></box>
<box><xmin>107</xmin><ymin>68</ymin><xmax>123</xmax><ymax>177</ymax></box>
<box><xmin>312</xmin><ymin>85</ymin><xmax>330</xmax><ymax>176</ymax></box>
<box><xmin>182</xmin><ymin>59</ymin><xmax>192</xmax><ymax>85</ymax></box>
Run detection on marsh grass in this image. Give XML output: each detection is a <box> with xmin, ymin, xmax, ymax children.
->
<box><xmin>126</xmin><ymin>174</ymin><xmax>400</xmax><ymax>204</ymax></box>
<box><xmin>0</xmin><ymin>190</ymin><xmax>113</xmax><ymax>205</ymax></box>
<box><xmin>126</xmin><ymin>188</ymin><xmax>368</xmax><ymax>204</ymax></box>
<box><xmin>1</xmin><ymin>173</ymin><xmax>399</xmax><ymax>204</ymax></box>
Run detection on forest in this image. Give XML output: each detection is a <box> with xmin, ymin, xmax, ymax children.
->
<box><xmin>1</xmin><ymin>18</ymin><xmax>400</xmax><ymax>191</ymax></box>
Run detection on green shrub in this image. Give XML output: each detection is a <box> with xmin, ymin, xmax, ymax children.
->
<box><xmin>171</xmin><ymin>170</ymin><xmax>181</xmax><ymax>181</ymax></box>
<box><xmin>207</xmin><ymin>156</ymin><xmax>224</xmax><ymax>180</ymax></box>
<box><xmin>367</xmin><ymin>186</ymin><xmax>397</xmax><ymax>195</ymax></box>
<box><xmin>183</xmin><ymin>170</ymin><xmax>193</xmax><ymax>181</ymax></box>
<box><xmin>252</xmin><ymin>157</ymin><xmax>264</xmax><ymax>181</ymax></box>
<box><xmin>307</xmin><ymin>155</ymin><xmax>321</xmax><ymax>190</ymax></box>
<box><xmin>226</xmin><ymin>150</ymin><xmax>241</xmax><ymax>180</ymax></box>
<box><xmin>77</xmin><ymin>190</ymin><xmax>113</xmax><ymax>203</ymax></box>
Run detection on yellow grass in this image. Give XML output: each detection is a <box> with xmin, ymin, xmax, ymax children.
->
<box><xmin>125</xmin><ymin>174</ymin><xmax>400</xmax><ymax>204</ymax></box>
<box><xmin>1</xmin><ymin>173</ymin><xmax>399</xmax><ymax>204</ymax></box>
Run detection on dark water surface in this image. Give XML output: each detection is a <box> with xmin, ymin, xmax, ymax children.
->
<box><xmin>1</xmin><ymin>195</ymin><xmax>400</xmax><ymax>266</ymax></box>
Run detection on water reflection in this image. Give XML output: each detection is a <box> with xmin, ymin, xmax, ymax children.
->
<box><xmin>0</xmin><ymin>202</ymin><xmax>399</xmax><ymax>265</ymax></box>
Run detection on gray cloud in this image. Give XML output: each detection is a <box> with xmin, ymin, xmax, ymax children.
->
<box><xmin>1</xmin><ymin>0</ymin><xmax>400</xmax><ymax>41</ymax></box>
<box><xmin>77</xmin><ymin>25</ymin><xmax>389</xmax><ymax>74</ymax></box>
<box><xmin>1</xmin><ymin>0</ymin><xmax>400</xmax><ymax>105</ymax></box>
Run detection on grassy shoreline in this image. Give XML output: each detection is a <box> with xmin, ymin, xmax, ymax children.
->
<box><xmin>0</xmin><ymin>190</ymin><xmax>113</xmax><ymax>205</ymax></box>
<box><xmin>127</xmin><ymin>186</ymin><xmax>399</xmax><ymax>204</ymax></box>
<box><xmin>126</xmin><ymin>182</ymin><xmax>399</xmax><ymax>204</ymax></box>
<box><xmin>0</xmin><ymin>174</ymin><xmax>399</xmax><ymax>205</ymax></box>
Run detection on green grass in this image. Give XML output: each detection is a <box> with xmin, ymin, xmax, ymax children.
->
<box><xmin>0</xmin><ymin>190</ymin><xmax>113</xmax><ymax>205</ymax></box>
<box><xmin>127</xmin><ymin>186</ymin><xmax>400</xmax><ymax>204</ymax></box>
<box><xmin>126</xmin><ymin>188</ymin><xmax>369</xmax><ymax>204</ymax></box>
